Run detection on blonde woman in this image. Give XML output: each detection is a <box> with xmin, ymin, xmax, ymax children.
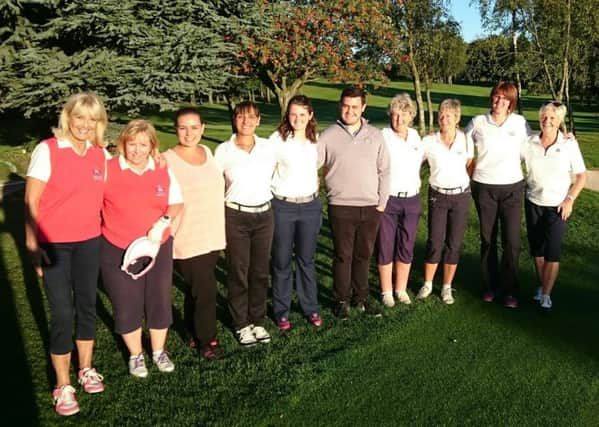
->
<box><xmin>101</xmin><ymin>120</ymin><xmax>183</xmax><ymax>377</ymax></box>
<box><xmin>25</xmin><ymin>93</ymin><xmax>108</xmax><ymax>416</ymax></box>
<box><xmin>377</xmin><ymin>93</ymin><xmax>423</xmax><ymax>307</ymax></box>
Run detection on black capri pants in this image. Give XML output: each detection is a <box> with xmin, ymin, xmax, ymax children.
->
<box><xmin>425</xmin><ymin>187</ymin><xmax>470</xmax><ymax>264</ymax></box>
<box><xmin>524</xmin><ymin>199</ymin><xmax>567</xmax><ymax>262</ymax></box>
<box><xmin>101</xmin><ymin>236</ymin><xmax>173</xmax><ymax>334</ymax></box>
<box><xmin>41</xmin><ymin>236</ymin><xmax>101</xmax><ymax>355</ymax></box>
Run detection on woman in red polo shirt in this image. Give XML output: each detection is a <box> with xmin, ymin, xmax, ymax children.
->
<box><xmin>25</xmin><ymin>92</ymin><xmax>108</xmax><ymax>416</ymax></box>
<box><xmin>100</xmin><ymin>119</ymin><xmax>183</xmax><ymax>378</ymax></box>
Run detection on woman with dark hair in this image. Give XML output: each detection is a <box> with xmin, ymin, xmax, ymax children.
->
<box><xmin>465</xmin><ymin>81</ymin><xmax>531</xmax><ymax>308</ymax></box>
<box><xmin>163</xmin><ymin>107</ymin><xmax>226</xmax><ymax>359</ymax></box>
<box><xmin>521</xmin><ymin>101</ymin><xmax>586</xmax><ymax>310</ymax></box>
<box><xmin>269</xmin><ymin>95</ymin><xmax>322</xmax><ymax>331</ymax></box>
<box><xmin>25</xmin><ymin>92</ymin><xmax>108</xmax><ymax>416</ymax></box>
<box><xmin>214</xmin><ymin>101</ymin><xmax>276</xmax><ymax>346</ymax></box>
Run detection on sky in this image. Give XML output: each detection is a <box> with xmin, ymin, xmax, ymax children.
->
<box><xmin>448</xmin><ymin>0</ymin><xmax>485</xmax><ymax>42</ymax></box>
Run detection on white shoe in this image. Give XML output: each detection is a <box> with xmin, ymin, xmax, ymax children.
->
<box><xmin>540</xmin><ymin>294</ymin><xmax>552</xmax><ymax>310</ymax></box>
<box><xmin>533</xmin><ymin>287</ymin><xmax>542</xmax><ymax>301</ymax></box>
<box><xmin>153</xmin><ymin>351</ymin><xmax>175</xmax><ymax>373</ymax></box>
<box><xmin>417</xmin><ymin>284</ymin><xmax>432</xmax><ymax>299</ymax></box>
<box><xmin>236</xmin><ymin>325</ymin><xmax>257</xmax><ymax>346</ymax></box>
<box><xmin>252</xmin><ymin>325</ymin><xmax>271</xmax><ymax>343</ymax></box>
<box><xmin>441</xmin><ymin>287</ymin><xmax>454</xmax><ymax>305</ymax></box>
<box><xmin>394</xmin><ymin>291</ymin><xmax>411</xmax><ymax>305</ymax></box>
<box><xmin>382</xmin><ymin>293</ymin><xmax>395</xmax><ymax>307</ymax></box>
<box><xmin>128</xmin><ymin>354</ymin><xmax>148</xmax><ymax>378</ymax></box>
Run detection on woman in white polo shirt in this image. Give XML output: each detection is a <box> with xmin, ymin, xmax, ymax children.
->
<box><xmin>377</xmin><ymin>93</ymin><xmax>423</xmax><ymax>307</ymax></box>
<box><xmin>465</xmin><ymin>81</ymin><xmax>531</xmax><ymax>308</ymax></box>
<box><xmin>270</xmin><ymin>95</ymin><xmax>322</xmax><ymax>331</ymax></box>
<box><xmin>521</xmin><ymin>101</ymin><xmax>586</xmax><ymax>310</ymax></box>
<box><xmin>214</xmin><ymin>101</ymin><xmax>276</xmax><ymax>346</ymax></box>
<box><xmin>417</xmin><ymin>99</ymin><xmax>473</xmax><ymax>304</ymax></box>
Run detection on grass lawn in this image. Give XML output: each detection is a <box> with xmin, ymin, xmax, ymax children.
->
<box><xmin>1</xmin><ymin>81</ymin><xmax>599</xmax><ymax>426</ymax></box>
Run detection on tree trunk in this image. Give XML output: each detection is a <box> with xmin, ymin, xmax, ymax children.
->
<box><xmin>558</xmin><ymin>0</ymin><xmax>571</xmax><ymax>102</ymax></box>
<box><xmin>424</xmin><ymin>73</ymin><xmax>434</xmax><ymax>133</ymax></box>
<box><xmin>263</xmin><ymin>70</ymin><xmax>309</xmax><ymax>118</ymax></box>
<box><xmin>407</xmin><ymin>39</ymin><xmax>425</xmax><ymax>135</ymax></box>
<box><xmin>526</xmin><ymin>13</ymin><xmax>559</xmax><ymax>100</ymax></box>
<box><xmin>511</xmin><ymin>10</ymin><xmax>523</xmax><ymax>114</ymax></box>
<box><xmin>208</xmin><ymin>91</ymin><xmax>213</xmax><ymax>104</ymax></box>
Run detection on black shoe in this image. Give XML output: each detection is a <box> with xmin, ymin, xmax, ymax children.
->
<box><xmin>334</xmin><ymin>301</ymin><xmax>350</xmax><ymax>319</ymax></box>
<box><xmin>356</xmin><ymin>300</ymin><xmax>382</xmax><ymax>317</ymax></box>
<box><xmin>200</xmin><ymin>340</ymin><xmax>224</xmax><ymax>361</ymax></box>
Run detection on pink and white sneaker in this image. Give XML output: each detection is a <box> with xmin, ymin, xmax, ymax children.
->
<box><xmin>52</xmin><ymin>385</ymin><xmax>80</xmax><ymax>416</ymax></box>
<box><xmin>78</xmin><ymin>367</ymin><xmax>105</xmax><ymax>394</ymax></box>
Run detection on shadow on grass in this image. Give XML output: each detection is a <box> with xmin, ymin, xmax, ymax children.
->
<box><xmin>0</xmin><ymin>190</ymin><xmax>43</xmax><ymax>425</ymax></box>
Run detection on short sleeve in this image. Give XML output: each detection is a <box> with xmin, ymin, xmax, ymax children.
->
<box><xmin>567</xmin><ymin>138</ymin><xmax>586</xmax><ymax>174</ymax></box>
<box><xmin>167</xmin><ymin>168</ymin><xmax>184</xmax><ymax>204</ymax></box>
<box><xmin>26</xmin><ymin>142</ymin><xmax>51</xmax><ymax>182</ymax></box>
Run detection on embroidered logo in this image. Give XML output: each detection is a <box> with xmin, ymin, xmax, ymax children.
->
<box><xmin>156</xmin><ymin>185</ymin><xmax>166</xmax><ymax>197</ymax></box>
<box><xmin>92</xmin><ymin>168</ymin><xmax>103</xmax><ymax>181</ymax></box>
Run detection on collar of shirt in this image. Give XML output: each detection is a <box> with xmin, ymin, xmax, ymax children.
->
<box><xmin>57</xmin><ymin>138</ymin><xmax>93</xmax><ymax>152</ymax></box>
<box><xmin>336</xmin><ymin>118</ymin><xmax>366</xmax><ymax>137</ymax></box>
<box><xmin>485</xmin><ymin>112</ymin><xmax>514</xmax><ymax>127</ymax></box>
<box><xmin>118</xmin><ymin>155</ymin><xmax>156</xmax><ymax>174</ymax></box>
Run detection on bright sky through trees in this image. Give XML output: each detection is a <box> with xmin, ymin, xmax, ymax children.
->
<box><xmin>450</xmin><ymin>0</ymin><xmax>484</xmax><ymax>41</ymax></box>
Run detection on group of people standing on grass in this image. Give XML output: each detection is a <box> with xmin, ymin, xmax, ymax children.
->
<box><xmin>24</xmin><ymin>81</ymin><xmax>586</xmax><ymax>417</ymax></box>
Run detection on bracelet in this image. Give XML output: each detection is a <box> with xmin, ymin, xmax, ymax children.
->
<box><xmin>566</xmin><ymin>195</ymin><xmax>575</xmax><ymax>202</ymax></box>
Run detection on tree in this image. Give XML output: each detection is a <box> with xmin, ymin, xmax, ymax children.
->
<box><xmin>240</xmin><ymin>0</ymin><xmax>396</xmax><ymax>115</ymax></box>
<box><xmin>0</xmin><ymin>1</ymin><xmax>248</xmax><ymax>118</ymax></box>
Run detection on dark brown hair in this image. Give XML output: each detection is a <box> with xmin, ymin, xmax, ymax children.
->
<box><xmin>276</xmin><ymin>95</ymin><xmax>317</xmax><ymax>143</ymax></box>
<box><xmin>174</xmin><ymin>107</ymin><xmax>203</xmax><ymax>127</ymax></box>
<box><xmin>340</xmin><ymin>86</ymin><xmax>366</xmax><ymax>105</ymax></box>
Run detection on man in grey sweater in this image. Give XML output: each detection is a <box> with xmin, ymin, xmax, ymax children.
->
<box><xmin>318</xmin><ymin>86</ymin><xmax>390</xmax><ymax>318</ymax></box>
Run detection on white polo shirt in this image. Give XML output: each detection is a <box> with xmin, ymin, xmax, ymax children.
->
<box><xmin>423</xmin><ymin>130</ymin><xmax>473</xmax><ymax>189</ymax></box>
<box><xmin>382</xmin><ymin>127</ymin><xmax>424</xmax><ymax>196</ymax></box>
<box><xmin>27</xmin><ymin>138</ymin><xmax>110</xmax><ymax>182</ymax></box>
<box><xmin>465</xmin><ymin>113</ymin><xmax>531</xmax><ymax>184</ymax></box>
<box><xmin>521</xmin><ymin>132</ymin><xmax>586</xmax><ymax>206</ymax></box>
<box><xmin>115</xmin><ymin>155</ymin><xmax>183</xmax><ymax>205</ymax></box>
<box><xmin>269</xmin><ymin>131</ymin><xmax>319</xmax><ymax>198</ymax></box>
<box><xmin>214</xmin><ymin>134</ymin><xmax>276</xmax><ymax>206</ymax></box>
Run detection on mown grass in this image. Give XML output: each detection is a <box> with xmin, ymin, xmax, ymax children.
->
<box><xmin>1</xmin><ymin>81</ymin><xmax>599</xmax><ymax>426</ymax></box>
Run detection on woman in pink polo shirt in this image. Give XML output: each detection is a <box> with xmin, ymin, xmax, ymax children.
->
<box><xmin>100</xmin><ymin>119</ymin><xmax>183</xmax><ymax>378</ymax></box>
<box><xmin>25</xmin><ymin>92</ymin><xmax>108</xmax><ymax>416</ymax></box>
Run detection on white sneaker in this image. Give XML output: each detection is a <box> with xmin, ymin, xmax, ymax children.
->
<box><xmin>252</xmin><ymin>325</ymin><xmax>271</xmax><ymax>343</ymax></box>
<box><xmin>153</xmin><ymin>351</ymin><xmax>175</xmax><ymax>373</ymax></box>
<box><xmin>533</xmin><ymin>287</ymin><xmax>542</xmax><ymax>301</ymax></box>
<box><xmin>417</xmin><ymin>284</ymin><xmax>432</xmax><ymax>299</ymax></box>
<box><xmin>540</xmin><ymin>294</ymin><xmax>552</xmax><ymax>310</ymax></box>
<box><xmin>441</xmin><ymin>287</ymin><xmax>454</xmax><ymax>305</ymax></box>
<box><xmin>381</xmin><ymin>293</ymin><xmax>395</xmax><ymax>307</ymax></box>
<box><xmin>394</xmin><ymin>290</ymin><xmax>412</xmax><ymax>305</ymax></box>
<box><xmin>128</xmin><ymin>354</ymin><xmax>148</xmax><ymax>378</ymax></box>
<box><xmin>236</xmin><ymin>325</ymin><xmax>257</xmax><ymax>346</ymax></box>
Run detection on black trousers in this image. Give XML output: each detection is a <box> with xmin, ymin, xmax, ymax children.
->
<box><xmin>472</xmin><ymin>180</ymin><xmax>525</xmax><ymax>295</ymax></box>
<box><xmin>224</xmin><ymin>207</ymin><xmax>274</xmax><ymax>330</ymax></box>
<box><xmin>328</xmin><ymin>205</ymin><xmax>381</xmax><ymax>303</ymax></box>
<box><xmin>175</xmin><ymin>250</ymin><xmax>220</xmax><ymax>347</ymax></box>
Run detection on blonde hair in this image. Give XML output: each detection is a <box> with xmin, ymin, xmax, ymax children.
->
<box><xmin>116</xmin><ymin>119</ymin><xmax>160</xmax><ymax>159</ymax></box>
<box><xmin>438</xmin><ymin>98</ymin><xmax>461</xmax><ymax>123</ymax></box>
<box><xmin>54</xmin><ymin>92</ymin><xmax>108</xmax><ymax>147</ymax></box>
<box><xmin>388</xmin><ymin>93</ymin><xmax>417</xmax><ymax>121</ymax></box>
<box><xmin>539</xmin><ymin>101</ymin><xmax>567</xmax><ymax>125</ymax></box>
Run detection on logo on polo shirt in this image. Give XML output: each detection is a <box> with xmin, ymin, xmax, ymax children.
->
<box><xmin>92</xmin><ymin>168</ymin><xmax>103</xmax><ymax>181</ymax></box>
<box><xmin>156</xmin><ymin>185</ymin><xmax>166</xmax><ymax>197</ymax></box>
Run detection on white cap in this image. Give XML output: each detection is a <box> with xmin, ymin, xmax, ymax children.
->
<box><xmin>121</xmin><ymin>236</ymin><xmax>160</xmax><ymax>280</ymax></box>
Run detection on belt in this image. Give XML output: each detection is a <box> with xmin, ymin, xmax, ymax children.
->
<box><xmin>225</xmin><ymin>201</ymin><xmax>271</xmax><ymax>213</ymax></box>
<box><xmin>272</xmin><ymin>192</ymin><xmax>319</xmax><ymax>204</ymax></box>
<box><xmin>430</xmin><ymin>185</ymin><xmax>470</xmax><ymax>195</ymax></box>
<box><xmin>395</xmin><ymin>191</ymin><xmax>419</xmax><ymax>198</ymax></box>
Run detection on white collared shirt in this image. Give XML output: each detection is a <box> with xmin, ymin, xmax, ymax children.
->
<box><xmin>27</xmin><ymin>138</ymin><xmax>110</xmax><ymax>182</ymax></box>
<box><xmin>465</xmin><ymin>113</ymin><xmax>531</xmax><ymax>184</ymax></box>
<box><xmin>382</xmin><ymin>127</ymin><xmax>424</xmax><ymax>195</ymax></box>
<box><xmin>270</xmin><ymin>131</ymin><xmax>319</xmax><ymax>198</ymax></box>
<box><xmin>115</xmin><ymin>155</ymin><xmax>183</xmax><ymax>205</ymax></box>
<box><xmin>521</xmin><ymin>132</ymin><xmax>586</xmax><ymax>206</ymax></box>
<box><xmin>423</xmin><ymin>130</ymin><xmax>473</xmax><ymax>189</ymax></box>
<box><xmin>214</xmin><ymin>134</ymin><xmax>276</xmax><ymax>205</ymax></box>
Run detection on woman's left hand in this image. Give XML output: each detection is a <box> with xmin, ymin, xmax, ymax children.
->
<box><xmin>557</xmin><ymin>198</ymin><xmax>574</xmax><ymax>220</ymax></box>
